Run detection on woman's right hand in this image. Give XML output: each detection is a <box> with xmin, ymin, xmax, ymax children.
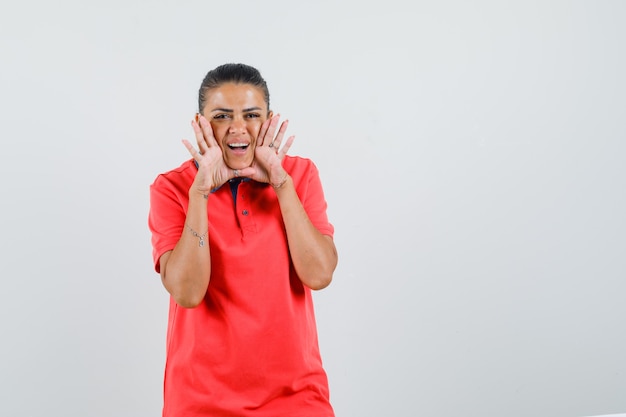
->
<box><xmin>182</xmin><ymin>115</ymin><xmax>250</xmax><ymax>196</ymax></box>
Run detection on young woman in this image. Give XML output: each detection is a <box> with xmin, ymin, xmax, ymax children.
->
<box><xmin>149</xmin><ymin>63</ymin><xmax>338</xmax><ymax>416</ymax></box>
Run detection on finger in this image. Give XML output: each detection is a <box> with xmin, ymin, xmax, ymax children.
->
<box><xmin>191</xmin><ymin>119</ymin><xmax>210</xmax><ymax>153</ymax></box>
<box><xmin>182</xmin><ymin>139</ymin><xmax>203</xmax><ymax>160</ymax></box>
<box><xmin>278</xmin><ymin>135</ymin><xmax>296</xmax><ymax>158</ymax></box>
<box><xmin>198</xmin><ymin>115</ymin><xmax>219</xmax><ymax>147</ymax></box>
<box><xmin>271</xmin><ymin>119</ymin><xmax>289</xmax><ymax>150</ymax></box>
<box><xmin>235</xmin><ymin>166</ymin><xmax>256</xmax><ymax>178</ymax></box>
<box><xmin>264</xmin><ymin>115</ymin><xmax>281</xmax><ymax>146</ymax></box>
<box><xmin>256</xmin><ymin>118</ymin><xmax>271</xmax><ymax>147</ymax></box>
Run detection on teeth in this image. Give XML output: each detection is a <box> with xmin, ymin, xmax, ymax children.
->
<box><xmin>228</xmin><ymin>143</ymin><xmax>248</xmax><ymax>148</ymax></box>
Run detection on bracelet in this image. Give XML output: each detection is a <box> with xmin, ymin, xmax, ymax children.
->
<box><xmin>270</xmin><ymin>173</ymin><xmax>288</xmax><ymax>189</ymax></box>
<box><xmin>186</xmin><ymin>224</ymin><xmax>208</xmax><ymax>247</ymax></box>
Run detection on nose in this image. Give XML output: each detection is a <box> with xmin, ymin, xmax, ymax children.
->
<box><xmin>228</xmin><ymin>118</ymin><xmax>247</xmax><ymax>135</ymax></box>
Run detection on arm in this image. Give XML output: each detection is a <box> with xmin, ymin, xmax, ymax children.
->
<box><xmin>274</xmin><ymin>175</ymin><xmax>338</xmax><ymax>290</ymax></box>
<box><xmin>250</xmin><ymin>115</ymin><xmax>338</xmax><ymax>289</ymax></box>
<box><xmin>159</xmin><ymin>191</ymin><xmax>211</xmax><ymax>308</ymax></box>
<box><xmin>159</xmin><ymin>116</ymin><xmax>252</xmax><ymax>307</ymax></box>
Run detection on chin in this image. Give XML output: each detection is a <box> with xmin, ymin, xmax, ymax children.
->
<box><xmin>225</xmin><ymin>158</ymin><xmax>254</xmax><ymax>170</ymax></box>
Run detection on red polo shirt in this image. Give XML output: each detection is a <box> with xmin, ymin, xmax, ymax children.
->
<box><xmin>149</xmin><ymin>156</ymin><xmax>335</xmax><ymax>417</ymax></box>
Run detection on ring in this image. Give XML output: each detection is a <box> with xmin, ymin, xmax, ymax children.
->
<box><xmin>268</xmin><ymin>142</ymin><xmax>275</xmax><ymax>148</ymax></box>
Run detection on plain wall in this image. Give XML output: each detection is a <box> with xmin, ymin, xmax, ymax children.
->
<box><xmin>1</xmin><ymin>1</ymin><xmax>624</xmax><ymax>416</ymax></box>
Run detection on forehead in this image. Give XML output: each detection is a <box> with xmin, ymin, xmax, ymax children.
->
<box><xmin>204</xmin><ymin>83</ymin><xmax>267</xmax><ymax>111</ymax></box>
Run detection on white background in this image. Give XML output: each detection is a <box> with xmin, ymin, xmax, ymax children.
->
<box><xmin>1</xmin><ymin>1</ymin><xmax>625</xmax><ymax>416</ymax></box>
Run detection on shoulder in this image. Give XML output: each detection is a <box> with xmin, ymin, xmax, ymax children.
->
<box><xmin>151</xmin><ymin>159</ymin><xmax>196</xmax><ymax>191</ymax></box>
<box><xmin>283</xmin><ymin>155</ymin><xmax>328</xmax><ymax>199</ymax></box>
<box><xmin>282</xmin><ymin>155</ymin><xmax>320</xmax><ymax>179</ymax></box>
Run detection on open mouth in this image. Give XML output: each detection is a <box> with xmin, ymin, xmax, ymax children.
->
<box><xmin>227</xmin><ymin>143</ymin><xmax>249</xmax><ymax>152</ymax></box>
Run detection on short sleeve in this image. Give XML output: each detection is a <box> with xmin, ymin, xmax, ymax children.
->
<box><xmin>293</xmin><ymin>158</ymin><xmax>335</xmax><ymax>238</ymax></box>
<box><xmin>148</xmin><ymin>174</ymin><xmax>189</xmax><ymax>273</ymax></box>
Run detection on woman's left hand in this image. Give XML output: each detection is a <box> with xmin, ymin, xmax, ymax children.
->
<box><xmin>248</xmin><ymin>114</ymin><xmax>295</xmax><ymax>187</ymax></box>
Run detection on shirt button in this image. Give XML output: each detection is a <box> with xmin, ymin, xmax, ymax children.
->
<box><xmin>242</xmin><ymin>209</ymin><xmax>249</xmax><ymax>216</ymax></box>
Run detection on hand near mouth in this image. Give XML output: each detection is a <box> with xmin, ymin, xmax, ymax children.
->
<box><xmin>248</xmin><ymin>114</ymin><xmax>295</xmax><ymax>188</ymax></box>
<box><xmin>183</xmin><ymin>114</ymin><xmax>254</xmax><ymax>196</ymax></box>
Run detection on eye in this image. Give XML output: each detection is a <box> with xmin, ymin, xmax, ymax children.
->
<box><xmin>213</xmin><ymin>113</ymin><xmax>231</xmax><ymax>120</ymax></box>
<box><xmin>244</xmin><ymin>113</ymin><xmax>261</xmax><ymax>119</ymax></box>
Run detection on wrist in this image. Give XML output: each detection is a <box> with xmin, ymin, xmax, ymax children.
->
<box><xmin>189</xmin><ymin>187</ymin><xmax>210</xmax><ymax>200</ymax></box>
<box><xmin>270</xmin><ymin>173</ymin><xmax>289</xmax><ymax>189</ymax></box>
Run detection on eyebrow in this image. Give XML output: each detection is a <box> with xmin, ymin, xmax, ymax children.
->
<box><xmin>210</xmin><ymin>107</ymin><xmax>263</xmax><ymax>113</ymax></box>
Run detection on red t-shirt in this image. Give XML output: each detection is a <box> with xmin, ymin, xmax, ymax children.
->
<box><xmin>149</xmin><ymin>156</ymin><xmax>335</xmax><ymax>417</ymax></box>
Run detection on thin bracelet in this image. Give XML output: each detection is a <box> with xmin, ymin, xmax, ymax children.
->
<box><xmin>186</xmin><ymin>224</ymin><xmax>208</xmax><ymax>247</ymax></box>
<box><xmin>271</xmin><ymin>174</ymin><xmax>288</xmax><ymax>189</ymax></box>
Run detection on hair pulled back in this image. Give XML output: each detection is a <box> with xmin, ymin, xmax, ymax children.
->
<box><xmin>198</xmin><ymin>63</ymin><xmax>270</xmax><ymax>113</ymax></box>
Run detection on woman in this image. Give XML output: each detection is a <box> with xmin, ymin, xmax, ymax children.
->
<box><xmin>148</xmin><ymin>63</ymin><xmax>338</xmax><ymax>416</ymax></box>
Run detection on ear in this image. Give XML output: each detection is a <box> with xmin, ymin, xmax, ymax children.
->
<box><xmin>267</xmin><ymin>110</ymin><xmax>273</xmax><ymax>119</ymax></box>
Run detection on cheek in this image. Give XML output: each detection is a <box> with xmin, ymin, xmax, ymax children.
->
<box><xmin>209</xmin><ymin>122</ymin><xmax>228</xmax><ymax>141</ymax></box>
<box><xmin>248</xmin><ymin>120</ymin><xmax>264</xmax><ymax>137</ymax></box>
